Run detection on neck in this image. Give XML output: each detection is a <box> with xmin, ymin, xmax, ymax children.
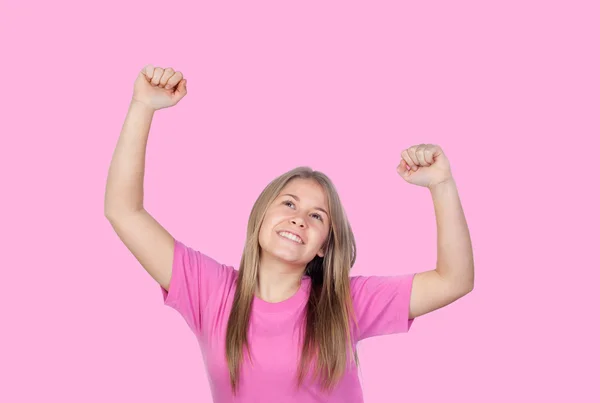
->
<box><xmin>256</xmin><ymin>253</ymin><xmax>305</xmax><ymax>303</ymax></box>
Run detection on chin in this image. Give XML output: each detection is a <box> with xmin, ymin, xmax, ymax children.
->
<box><xmin>266</xmin><ymin>246</ymin><xmax>300</xmax><ymax>262</ymax></box>
<box><xmin>263</xmin><ymin>242</ymin><xmax>308</xmax><ymax>264</ymax></box>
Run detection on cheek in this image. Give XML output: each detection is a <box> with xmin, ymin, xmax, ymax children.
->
<box><xmin>258</xmin><ymin>220</ymin><xmax>270</xmax><ymax>238</ymax></box>
<box><xmin>311</xmin><ymin>227</ymin><xmax>329</xmax><ymax>246</ymax></box>
<box><xmin>257</xmin><ymin>225</ymin><xmax>269</xmax><ymax>251</ymax></box>
<box><xmin>258</xmin><ymin>216</ymin><xmax>276</xmax><ymax>242</ymax></box>
<box><xmin>264</xmin><ymin>210</ymin><xmax>287</xmax><ymax>230</ymax></box>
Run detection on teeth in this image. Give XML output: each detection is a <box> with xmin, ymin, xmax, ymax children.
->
<box><xmin>279</xmin><ymin>231</ymin><xmax>302</xmax><ymax>244</ymax></box>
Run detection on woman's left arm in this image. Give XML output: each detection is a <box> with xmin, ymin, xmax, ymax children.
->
<box><xmin>397</xmin><ymin>145</ymin><xmax>475</xmax><ymax>320</ymax></box>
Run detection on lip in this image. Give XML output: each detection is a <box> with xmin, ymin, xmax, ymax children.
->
<box><xmin>276</xmin><ymin>229</ymin><xmax>304</xmax><ymax>244</ymax></box>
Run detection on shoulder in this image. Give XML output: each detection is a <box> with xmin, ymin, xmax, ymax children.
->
<box><xmin>173</xmin><ymin>239</ymin><xmax>239</xmax><ymax>292</ymax></box>
<box><xmin>350</xmin><ymin>273</ymin><xmax>415</xmax><ymax>299</ymax></box>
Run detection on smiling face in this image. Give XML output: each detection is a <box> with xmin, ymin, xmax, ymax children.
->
<box><xmin>258</xmin><ymin>178</ymin><xmax>331</xmax><ymax>269</ymax></box>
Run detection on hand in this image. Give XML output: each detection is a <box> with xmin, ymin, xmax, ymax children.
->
<box><xmin>132</xmin><ymin>64</ymin><xmax>188</xmax><ymax>111</ymax></box>
<box><xmin>396</xmin><ymin>144</ymin><xmax>453</xmax><ymax>189</ymax></box>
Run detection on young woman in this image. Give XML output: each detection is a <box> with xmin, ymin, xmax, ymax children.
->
<box><xmin>104</xmin><ymin>64</ymin><xmax>475</xmax><ymax>403</ymax></box>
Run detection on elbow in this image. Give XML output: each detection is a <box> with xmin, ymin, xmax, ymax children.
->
<box><xmin>456</xmin><ymin>275</ymin><xmax>475</xmax><ymax>295</ymax></box>
<box><xmin>464</xmin><ymin>277</ymin><xmax>475</xmax><ymax>294</ymax></box>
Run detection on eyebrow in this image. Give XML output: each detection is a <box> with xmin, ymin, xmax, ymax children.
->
<box><xmin>281</xmin><ymin>194</ymin><xmax>329</xmax><ymax>216</ymax></box>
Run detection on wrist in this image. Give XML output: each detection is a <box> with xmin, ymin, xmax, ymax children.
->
<box><xmin>428</xmin><ymin>177</ymin><xmax>455</xmax><ymax>191</ymax></box>
<box><xmin>130</xmin><ymin>98</ymin><xmax>157</xmax><ymax>114</ymax></box>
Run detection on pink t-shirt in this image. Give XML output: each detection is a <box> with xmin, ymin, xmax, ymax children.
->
<box><xmin>161</xmin><ymin>239</ymin><xmax>415</xmax><ymax>402</ymax></box>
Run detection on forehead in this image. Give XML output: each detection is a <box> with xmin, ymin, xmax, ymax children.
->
<box><xmin>278</xmin><ymin>178</ymin><xmax>328</xmax><ymax>206</ymax></box>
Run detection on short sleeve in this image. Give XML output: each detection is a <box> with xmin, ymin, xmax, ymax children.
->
<box><xmin>160</xmin><ymin>239</ymin><xmax>233</xmax><ymax>335</ymax></box>
<box><xmin>350</xmin><ymin>273</ymin><xmax>415</xmax><ymax>341</ymax></box>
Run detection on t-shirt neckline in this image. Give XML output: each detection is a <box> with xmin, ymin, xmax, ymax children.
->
<box><xmin>252</xmin><ymin>276</ymin><xmax>311</xmax><ymax>313</ymax></box>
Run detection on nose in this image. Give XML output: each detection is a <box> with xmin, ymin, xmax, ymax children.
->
<box><xmin>290</xmin><ymin>217</ymin><xmax>306</xmax><ymax>228</ymax></box>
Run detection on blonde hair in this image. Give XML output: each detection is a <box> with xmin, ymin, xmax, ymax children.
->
<box><xmin>225</xmin><ymin>166</ymin><xmax>359</xmax><ymax>394</ymax></box>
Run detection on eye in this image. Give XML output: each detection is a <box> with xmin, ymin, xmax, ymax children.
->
<box><xmin>283</xmin><ymin>200</ymin><xmax>323</xmax><ymax>222</ymax></box>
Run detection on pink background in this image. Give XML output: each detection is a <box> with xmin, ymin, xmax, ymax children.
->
<box><xmin>1</xmin><ymin>1</ymin><xmax>598</xmax><ymax>402</ymax></box>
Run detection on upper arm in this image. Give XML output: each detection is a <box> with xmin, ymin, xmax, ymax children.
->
<box><xmin>106</xmin><ymin>209</ymin><xmax>175</xmax><ymax>291</ymax></box>
<box><xmin>409</xmin><ymin>270</ymin><xmax>473</xmax><ymax>319</ymax></box>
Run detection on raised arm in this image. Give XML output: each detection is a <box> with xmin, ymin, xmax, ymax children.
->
<box><xmin>104</xmin><ymin>65</ymin><xmax>188</xmax><ymax>291</ymax></box>
<box><xmin>397</xmin><ymin>144</ymin><xmax>474</xmax><ymax>320</ymax></box>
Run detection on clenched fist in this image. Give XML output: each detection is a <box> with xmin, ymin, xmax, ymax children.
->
<box><xmin>133</xmin><ymin>64</ymin><xmax>188</xmax><ymax>111</ymax></box>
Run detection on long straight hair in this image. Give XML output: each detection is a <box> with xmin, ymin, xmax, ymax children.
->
<box><xmin>225</xmin><ymin>166</ymin><xmax>358</xmax><ymax>394</ymax></box>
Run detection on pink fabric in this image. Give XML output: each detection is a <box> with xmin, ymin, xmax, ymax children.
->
<box><xmin>161</xmin><ymin>239</ymin><xmax>415</xmax><ymax>402</ymax></box>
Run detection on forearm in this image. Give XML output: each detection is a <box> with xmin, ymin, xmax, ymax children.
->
<box><xmin>430</xmin><ymin>178</ymin><xmax>474</xmax><ymax>288</ymax></box>
<box><xmin>104</xmin><ymin>99</ymin><xmax>155</xmax><ymax>216</ymax></box>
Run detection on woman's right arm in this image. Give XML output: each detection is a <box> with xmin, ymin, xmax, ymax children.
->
<box><xmin>104</xmin><ymin>66</ymin><xmax>188</xmax><ymax>291</ymax></box>
<box><xmin>104</xmin><ymin>99</ymin><xmax>176</xmax><ymax>291</ymax></box>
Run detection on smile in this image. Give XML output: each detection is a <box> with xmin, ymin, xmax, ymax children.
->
<box><xmin>277</xmin><ymin>231</ymin><xmax>304</xmax><ymax>244</ymax></box>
